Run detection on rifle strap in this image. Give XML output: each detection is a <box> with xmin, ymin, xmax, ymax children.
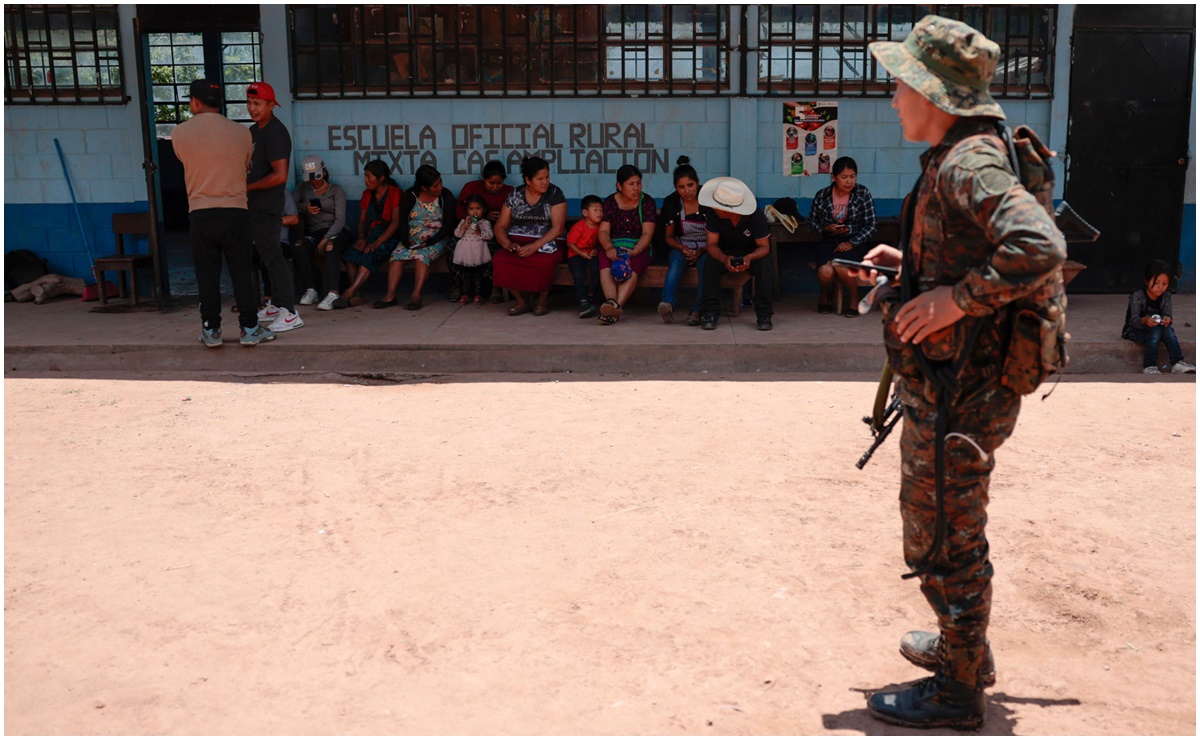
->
<box><xmin>902</xmin><ymin>320</ymin><xmax>985</xmax><ymax>580</ymax></box>
<box><xmin>895</xmin><ymin>168</ymin><xmax>989</xmax><ymax>579</ymax></box>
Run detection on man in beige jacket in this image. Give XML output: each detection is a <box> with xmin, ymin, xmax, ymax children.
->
<box><xmin>171</xmin><ymin>78</ymin><xmax>274</xmax><ymax>346</ymax></box>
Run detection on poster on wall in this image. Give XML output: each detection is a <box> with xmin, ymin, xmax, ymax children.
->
<box><xmin>782</xmin><ymin>101</ymin><xmax>838</xmax><ymax>177</ymax></box>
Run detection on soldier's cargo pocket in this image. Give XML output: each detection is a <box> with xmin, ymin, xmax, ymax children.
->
<box><xmin>883</xmin><ymin>310</ymin><xmax>921</xmax><ymax>382</ymax></box>
<box><xmin>917</xmin><ymin>323</ymin><xmax>962</xmax><ymax>362</ymax></box>
<box><xmin>1001</xmin><ymin>309</ymin><xmax>1055</xmax><ymax>395</ymax></box>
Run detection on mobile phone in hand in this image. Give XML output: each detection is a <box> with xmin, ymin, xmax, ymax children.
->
<box><xmin>309</xmin><ymin>199</ymin><xmax>321</xmax><ymax>210</ymax></box>
<box><xmin>729</xmin><ymin>256</ymin><xmax>744</xmax><ymax>267</ymax></box>
<box><xmin>831</xmin><ymin>258</ymin><xmax>898</xmax><ymax>277</ymax></box>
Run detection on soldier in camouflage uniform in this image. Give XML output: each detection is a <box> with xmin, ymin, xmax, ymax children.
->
<box><xmin>855</xmin><ymin>16</ymin><xmax>1067</xmax><ymax>730</ymax></box>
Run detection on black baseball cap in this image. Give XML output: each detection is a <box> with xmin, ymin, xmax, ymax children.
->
<box><xmin>187</xmin><ymin>78</ymin><xmax>223</xmax><ymax>108</ymax></box>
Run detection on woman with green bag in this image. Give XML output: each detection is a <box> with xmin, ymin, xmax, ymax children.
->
<box><xmin>596</xmin><ymin>165</ymin><xmax>657</xmax><ymax>325</ymax></box>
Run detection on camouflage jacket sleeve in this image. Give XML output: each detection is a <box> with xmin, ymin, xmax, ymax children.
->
<box><xmin>940</xmin><ymin>143</ymin><xmax>1067</xmax><ymax>317</ymax></box>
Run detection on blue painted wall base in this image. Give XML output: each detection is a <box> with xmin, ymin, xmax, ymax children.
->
<box><xmin>5</xmin><ymin>201</ymin><xmax>151</xmax><ymax>284</ymax></box>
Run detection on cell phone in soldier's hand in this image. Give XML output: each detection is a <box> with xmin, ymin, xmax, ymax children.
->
<box><xmin>728</xmin><ymin>256</ymin><xmax>744</xmax><ymax>267</ymax></box>
<box><xmin>831</xmin><ymin>258</ymin><xmax>898</xmax><ymax>277</ymax></box>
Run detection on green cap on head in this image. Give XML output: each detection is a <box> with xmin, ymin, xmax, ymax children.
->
<box><xmin>869</xmin><ymin>15</ymin><xmax>1005</xmax><ymax>120</ymax></box>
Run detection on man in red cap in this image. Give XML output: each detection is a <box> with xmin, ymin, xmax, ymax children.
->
<box><xmin>245</xmin><ymin>81</ymin><xmax>303</xmax><ymax>332</ymax></box>
<box><xmin>171</xmin><ymin>78</ymin><xmax>274</xmax><ymax>347</ymax></box>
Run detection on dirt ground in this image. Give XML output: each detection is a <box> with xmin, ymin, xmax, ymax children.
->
<box><xmin>4</xmin><ymin>374</ymin><xmax>1195</xmax><ymax>735</ymax></box>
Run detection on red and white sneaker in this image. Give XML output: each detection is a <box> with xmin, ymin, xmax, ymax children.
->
<box><xmin>267</xmin><ymin>308</ymin><xmax>304</xmax><ymax>332</ymax></box>
<box><xmin>256</xmin><ymin>300</ymin><xmax>282</xmax><ymax>323</ymax></box>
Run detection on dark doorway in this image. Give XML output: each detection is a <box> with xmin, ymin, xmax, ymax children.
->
<box><xmin>1064</xmin><ymin>6</ymin><xmax>1195</xmax><ymax>292</ymax></box>
<box><xmin>132</xmin><ymin>6</ymin><xmax>261</xmax><ymax>295</ymax></box>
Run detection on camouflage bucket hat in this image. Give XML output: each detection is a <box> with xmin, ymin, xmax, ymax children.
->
<box><xmin>868</xmin><ymin>15</ymin><xmax>1005</xmax><ymax>119</ymax></box>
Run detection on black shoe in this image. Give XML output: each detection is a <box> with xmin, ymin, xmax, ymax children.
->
<box><xmin>701</xmin><ymin>315</ymin><xmax>718</xmax><ymax>331</ymax></box>
<box><xmin>867</xmin><ymin>674</ymin><xmax>985</xmax><ymax>730</ymax></box>
<box><xmin>817</xmin><ymin>303</ymin><xmax>833</xmax><ymax>314</ymax></box>
<box><xmin>756</xmin><ymin>316</ymin><xmax>773</xmax><ymax>331</ymax></box>
<box><xmin>900</xmin><ymin>630</ymin><xmax>996</xmax><ymax>687</ymax></box>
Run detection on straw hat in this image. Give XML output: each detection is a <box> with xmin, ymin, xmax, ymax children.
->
<box><xmin>698</xmin><ymin>177</ymin><xmax>758</xmax><ymax>216</ymax></box>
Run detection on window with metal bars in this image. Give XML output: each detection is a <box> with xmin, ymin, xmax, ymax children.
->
<box><xmin>288</xmin><ymin>4</ymin><xmax>731</xmax><ymax>98</ymax></box>
<box><xmin>757</xmin><ymin>4</ymin><xmax>1056</xmax><ymax>98</ymax></box>
<box><xmin>4</xmin><ymin>4</ymin><xmax>125</xmax><ymax>104</ymax></box>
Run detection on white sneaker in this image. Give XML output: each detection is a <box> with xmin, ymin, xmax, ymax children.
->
<box><xmin>317</xmin><ymin>292</ymin><xmax>339</xmax><ymax>311</ymax></box>
<box><xmin>299</xmin><ymin>288</ymin><xmax>319</xmax><ymax>305</ymax></box>
<box><xmin>1144</xmin><ymin>366</ymin><xmax>1162</xmax><ymax>374</ymax></box>
<box><xmin>257</xmin><ymin>300</ymin><xmax>281</xmax><ymax>323</ymax></box>
<box><xmin>1171</xmin><ymin>361</ymin><xmax>1196</xmax><ymax>374</ymax></box>
<box><xmin>268</xmin><ymin>308</ymin><xmax>304</xmax><ymax>332</ymax></box>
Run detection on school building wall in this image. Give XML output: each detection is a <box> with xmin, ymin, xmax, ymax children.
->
<box><xmin>3</xmin><ymin>3</ymin><xmax>1195</xmax><ymax>292</ymax></box>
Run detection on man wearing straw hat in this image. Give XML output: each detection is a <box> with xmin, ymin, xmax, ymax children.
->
<box><xmin>696</xmin><ymin>177</ymin><xmax>775</xmax><ymax>331</ymax></box>
<box><xmin>854</xmin><ymin>15</ymin><xmax>1065</xmax><ymax>729</ymax></box>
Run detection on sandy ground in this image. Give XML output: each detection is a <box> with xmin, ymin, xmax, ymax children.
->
<box><xmin>4</xmin><ymin>374</ymin><xmax>1195</xmax><ymax>735</ymax></box>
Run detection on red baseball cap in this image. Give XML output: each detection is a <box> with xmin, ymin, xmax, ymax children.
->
<box><xmin>246</xmin><ymin>81</ymin><xmax>280</xmax><ymax>107</ymax></box>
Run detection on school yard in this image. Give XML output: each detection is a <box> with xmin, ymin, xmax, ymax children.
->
<box><xmin>4</xmin><ymin>373</ymin><xmax>1194</xmax><ymax>735</ymax></box>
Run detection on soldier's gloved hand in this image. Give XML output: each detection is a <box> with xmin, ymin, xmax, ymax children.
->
<box><xmin>894</xmin><ymin>285</ymin><xmax>966</xmax><ymax>344</ymax></box>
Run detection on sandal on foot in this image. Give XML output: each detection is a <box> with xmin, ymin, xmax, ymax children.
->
<box><xmin>534</xmin><ymin>304</ymin><xmax>549</xmax><ymax>316</ymax></box>
<box><xmin>508</xmin><ymin>304</ymin><xmax>532</xmax><ymax>316</ymax></box>
<box><xmin>373</xmin><ymin>297</ymin><xmax>398</xmax><ymax>309</ymax></box>
<box><xmin>406</xmin><ymin>298</ymin><xmax>423</xmax><ymax>311</ymax></box>
<box><xmin>598</xmin><ymin>314</ymin><xmax>618</xmax><ymax>325</ymax></box>
<box><xmin>600</xmin><ymin>299</ymin><xmax>623</xmax><ymax>318</ymax></box>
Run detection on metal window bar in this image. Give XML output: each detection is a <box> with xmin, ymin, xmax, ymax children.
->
<box><xmin>5</xmin><ymin>5</ymin><xmax>124</xmax><ymax>104</ymax></box>
<box><xmin>45</xmin><ymin>8</ymin><xmax>60</xmax><ymax>101</ymax></box>
<box><xmin>285</xmin><ymin>4</ymin><xmax>727</xmax><ymax>98</ymax></box>
<box><xmin>755</xmin><ymin>3</ymin><xmax>1053</xmax><ymax>98</ymax></box>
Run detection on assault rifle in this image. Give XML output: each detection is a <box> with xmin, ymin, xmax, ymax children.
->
<box><xmin>857</xmin><ymin>363</ymin><xmax>901</xmax><ymax>470</ymax></box>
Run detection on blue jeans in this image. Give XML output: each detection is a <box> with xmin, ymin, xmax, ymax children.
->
<box><xmin>567</xmin><ymin>254</ymin><xmax>600</xmax><ymax>303</ymax></box>
<box><xmin>662</xmin><ymin>249</ymin><xmax>707</xmax><ymax>312</ymax></box>
<box><xmin>1144</xmin><ymin>324</ymin><xmax>1184</xmax><ymax>368</ymax></box>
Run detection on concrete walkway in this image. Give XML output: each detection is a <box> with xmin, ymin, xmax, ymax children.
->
<box><xmin>4</xmin><ymin>290</ymin><xmax>1195</xmax><ymax>377</ymax></box>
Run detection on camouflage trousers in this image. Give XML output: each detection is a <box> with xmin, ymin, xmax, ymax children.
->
<box><xmin>898</xmin><ymin>378</ymin><xmax>1021</xmax><ymax>689</ymax></box>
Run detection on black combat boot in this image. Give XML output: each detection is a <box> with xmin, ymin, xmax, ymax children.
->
<box><xmin>867</xmin><ymin>673</ymin><xmax>986</xmax><ymax>730</ymax></box>
<box><xmin>900</xmin><ymin>630</ymin><xmax>996</xmax><ymax>687</ymax></box>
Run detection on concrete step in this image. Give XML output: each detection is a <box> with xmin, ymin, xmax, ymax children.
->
<box><xmin>5</xmin><ymin>292</ymin><xmax>1194</xmax><ymax>377</ymax></box>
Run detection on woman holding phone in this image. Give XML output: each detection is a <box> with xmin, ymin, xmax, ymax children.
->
<box><xmin>293</xmin><ymin>155</ymin><xmax>352</xmax><ymax>310</ymax></box>
<box><xmin>808</xmin><ymin>156</ymin><xmax>877</xmax><ymax>317</ymax></box>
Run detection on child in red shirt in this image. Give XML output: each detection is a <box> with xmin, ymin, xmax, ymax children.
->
<box><xmin>567</xmin><ymin>195</ymin><xmax>603</xmax><ymax>318</ymax></box>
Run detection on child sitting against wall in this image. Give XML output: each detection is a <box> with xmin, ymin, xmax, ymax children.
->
<box><xmin>1122</xmin><ymin>258</ymin><xmax>1195</xmax><ymax>374</ymax></box>
<box><xmin>452</xmin><ymin>194</ymin><xmax>493</xmax><ymax>306</ymax></box>
<box><xmin>566</xmin><ymin>195</ymin><xmax>604</xmax><ymax>319</ymax></box>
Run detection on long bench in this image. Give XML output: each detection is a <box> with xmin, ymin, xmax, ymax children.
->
<box><xmin>329</xmin><ymin>218</ymin><xmax>761</xmax><ymax>316</ymax></box>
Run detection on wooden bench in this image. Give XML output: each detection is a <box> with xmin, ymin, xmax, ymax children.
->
<box><xmin>342</xmin><ymin>217</ymin><xmax>759</xmax><ymax>315</ymax></box>
<box><xmin>547</xmin><ymin>262</ymin><xmax>753</xmax><ymax>317</ymax></box>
